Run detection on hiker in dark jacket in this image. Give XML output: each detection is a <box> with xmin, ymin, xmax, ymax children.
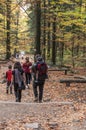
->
<box><xmin>12</xmin><ymin>62</ymin><xmax>25</xmax><ymax>102</ymax></box>
<box><xmin>32</xmin><ymin>56</ymin><xmax>48</xmax><ymax>103</ymax></box>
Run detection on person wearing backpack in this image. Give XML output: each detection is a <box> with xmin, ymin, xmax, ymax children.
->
<box><xmin>12</xmin><ymin>62</ymin><xmax>25</xmax><ymax>102</ymax></box>
<box><xmin>22</xmin><ymin>57</ymin><xmax>32</xmax><ymax>89</ymax></box>
<box><xmin>32</xmin><ymin>56</ymin><xmax>48</xmax><ymax>103</ymax></box>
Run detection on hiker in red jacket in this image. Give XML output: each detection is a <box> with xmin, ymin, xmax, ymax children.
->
<box><xmin>6</xmin><ymin>65</ymin><xmax>13</xmax><ymax>94</ymax></box>
<box><xmin>22</xmin><ymin>57</ymin><xmax>32</xmax><ymax>89</ymax></box>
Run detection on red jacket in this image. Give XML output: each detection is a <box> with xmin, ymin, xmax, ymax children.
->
<box><xmin>6</xmin><ymin>70</ymin><xmax>12</xmax><ymax>81</ymax></box>
<box><xmin>23</xmin><ymin>62</ymin><xmax>32</xmax><ymax>73</ymax></box>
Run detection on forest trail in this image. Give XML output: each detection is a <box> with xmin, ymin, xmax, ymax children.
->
<box><xmin>0</xmin><ymin>100</ymin><xmax>85</xmax><ymax>130</ymax></box>
<box><xmin>0</xmin><ymin>56</ymin><xmax>85</xmax><ymax>129</ymax></box>
<box><xmin>0</xmin><ymin>101</ymin><xmax>73</xmax><ymax>121</ymax></box>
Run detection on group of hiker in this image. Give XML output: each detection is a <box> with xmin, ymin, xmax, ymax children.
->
<box><xmin>5</xmin><ymin>54</ymin><xmax>48</xmax><ymax>103</ymax></box>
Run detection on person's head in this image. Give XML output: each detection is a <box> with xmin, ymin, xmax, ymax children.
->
<box><xmin>8</xmin><ymin>65</ymin><xmax>12</xmax><ymax>70</ymax></box>
<box><xmin>35</xmin><ymin>54</ymin><xmax>41</xmax><ymax>62</ymax></box>
<box><xmin>14</xmin><ymin>61</ymin><xmax>22</xmax><ymax>69</ymax></box>
<box><xmin>25</xmin><ymin>57</ymin><xmax>29</xmax><ymax>62</ymax></box>
<box><xmin>37</xmin><ymin>56</ymin><xmax>43</xmax><ymax>62</ymax></box>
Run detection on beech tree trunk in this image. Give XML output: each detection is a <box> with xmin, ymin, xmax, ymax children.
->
<box><xmin>47</xmin><ymin>0</ymin><xmax>51</xmax><ymax>59</ymax></box>
<box><xmin>52</xmin><ymin>16</ymin><xmax>56</xmax><ymax>65</ymax></box>
<box><xmin>6</xmin><ymin>0</ymin><xmax>11</xmax><ymax>59</ymax></box>
<box><xmin>35</xmin><ymin>1</ymin><xmax>41</xmax><ymax>54</ymax></box>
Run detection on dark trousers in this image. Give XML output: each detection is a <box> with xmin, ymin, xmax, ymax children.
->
<box><xmin>6</xmin><ymin>81</ymin><xmax>12</xmax><ymax>94</ymax></box>
<box><xmin>25</xmin><ymin>73</ymin><xmax>32</xmax><ymax>85</ymax></box>
<box><xmin>33</xmin><ymin>81</ymin><xmax>45</xmax><ymax>101</ymax></box>
<box><xmin>14</xmin><ymin>83</ymin><xmax>22</xmax><ymax>102</ymax></box>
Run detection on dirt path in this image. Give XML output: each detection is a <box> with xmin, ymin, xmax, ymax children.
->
<box><xmin>0</xmin><ymin>101</ymin><xmax>85</xmax><ymax>130</ymax></box>
<box><xmin>0</xmin><ymin>57</ymin><xmax>85</xmax><ymax>129</ymax></box>
<box><xmin>0</xmin><ymin>102</ymin><xmax>86</xmax><ymax>130</ymax></box>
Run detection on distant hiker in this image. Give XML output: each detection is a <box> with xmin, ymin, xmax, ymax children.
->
<box><xmin>21</xmin><ymin>56</ymin><xmax>24</xmax><ymax>60</ymax></box>
<box><xmin>12</xmin><ymin>62</ymin><xmax>25</xmax><ymax>102</ymax></box>
<box><xmin>32</xmin><ymin>56</ymin><xmax>48</xmax><ymax>103</ymax></box>
<box><xmin>16</xmin><ymin>52</ymin><xmax>19</xmax><ymax>59</ymax></box>
<box><xmin>6</xmin><ymin>65</ymin><xmax>13</xmax><ymax>94</ymax></box>
<box><xmin>22</xmin><ymin>57</ymin><xmax>32</xmax><ymax>89</ymax></box>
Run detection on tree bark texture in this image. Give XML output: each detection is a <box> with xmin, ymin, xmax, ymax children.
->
<box><xmin>6</xmin><ymin>0</ymin><xmax>11</xmax><ymax>59</ymax></box>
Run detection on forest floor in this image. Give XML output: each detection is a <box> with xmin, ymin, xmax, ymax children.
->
<box><xmin>0</xmin><ymin>56</ymin><xmax>86</xmax><ymax>130</ymax></box>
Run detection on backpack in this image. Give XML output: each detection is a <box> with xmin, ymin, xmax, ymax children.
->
<box><xmin>14</xmin><ymin>69</ymin><xmax>25</xmax><ymax>90</ymax></box>
<box><xmin>37</xmin><ymin>62</ymin><xmax>47</xmax><ymax>81</ymax></box>
<box><xmin>37</xmin><ymin>63</ymin><xmax>47</xmax><ymax>75</ymax></box>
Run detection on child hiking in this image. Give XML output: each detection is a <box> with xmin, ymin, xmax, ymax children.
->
<box><xmin>6</xmin><ymin>65</ymin><xmax>13</xmax><ymax>94</ymax></box>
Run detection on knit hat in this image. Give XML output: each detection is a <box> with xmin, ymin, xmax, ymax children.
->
<box><xmin>37</xmin><ymin>57</ymin><xmax>43</xmax><ymax>61</ymax></box>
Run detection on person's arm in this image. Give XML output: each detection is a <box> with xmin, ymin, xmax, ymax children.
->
<box><xmin>31</xmin><ymin>64</ymin><xmax>37</xmax><ymax>80</ymax></box>
<box><xmin>46</xmin><ymin>63</ymin><xmax>48</xmax><ymax>79</ymax></box>
<box><xmin>6</xmin><ymin>72</ymin><xmax>7</xmax><ymax>79</ymax></box>
<box><xmin>46</xmin><ymin>63</ymin><xmax>48</xmax><ymax>72</ymax></box>
<box><xmin>29</xmin><ymin>62</ymin><xmax>32</xmax><ymax>73</ymax></box>
<box><xmin>22</xmin><ymin>71</ymin><xmax>26</xmax><ymax>86</ymax></box>
<box><xmin>12</xmin><ymin>70</ymin><xmax>14</xmax><ymax>84</ymax></box>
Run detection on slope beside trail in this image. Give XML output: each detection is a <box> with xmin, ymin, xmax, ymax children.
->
<box><xmin>0</xmin><ymin>56</ymin><xmax>85</xmax><ymax>130</ymax></box>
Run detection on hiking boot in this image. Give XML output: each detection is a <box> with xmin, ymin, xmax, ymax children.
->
<box><xmin>39</xmin><ymin>100</ymin><xmax>42</xmax><ymax>103</ymax></box>
<box><xmin>26</xmin><ymin>85</ymin><xmax>30</xmax><ymax>89</ymax></box>
<box><xmin>34</xmin><ymin>97</ymin><xmax>38</xmax><ymax>102</ymax></box>
<box><xmin>27</xmin><ymin>84</ymin><xmax>30</xmax><ymax>89</ymax></box>
<box><xmin>6</xmin><ymin>90</ymin><xmax>8</xmax><ymax>94</ymax></box>
<box><xmin>19</xmin><ymin>99</ymin><xmax>21</xmax><ymax>102</ymax></box>
<box><xmin>16</xmin><ymin>98</ymin><xmax>19</xmax><ymax>102</ymax></box>
<box><xmin>26</xmin><ymin>85</ymin><xmax>28</xmax><ymax>89</ymax></box>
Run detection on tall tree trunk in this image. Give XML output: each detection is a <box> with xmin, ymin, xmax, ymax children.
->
<box><xmin>47</xmin><ymin>22</ymin><xmax>51</xmax><ymax>58</ymax></box>
<box><xmin>47</xmin><ymin>0</ymin><xmax>51</xmax><ymax>59</ymax></box>
<box><xmin>6</xmin><ymin>0</ymin><xmax>11</xmax><ymax>59</ymax></box>
<box><xmin>15</xmin><ymin>11</ymin><xmax>20</xmax><ymax>45</ymax></box>
<box><xmin>72</xmin><ymin>36</ymin><xmax>75</xmax><ymax>68</ymax></box>
<box><xmin>76</xmin><ymin>43</ymin><xmax>79</xmax><ymax>56</ymax></box>
<box><xmin>35</xmin><ymin>1</ymin><xmax>41</xmax><ymax>54</ymax></box>
<box><xmin>52</xmin><ymin>16</ymin><xmax>56</xmax><ymax>65</ymax></box>
<box><xmin>42</xmin><ymin>0</ymin><xmax>46</xmax><ymax>61</ymax></box>
<box><xmin>59</xmin><ymin>42</ymin><xmax>64</xmax><ymax>67</ymax></box>
<box><xmin>79</xmin><ymin>0</ymin><xmax>82</xmax><ymax>12</ymax></box>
